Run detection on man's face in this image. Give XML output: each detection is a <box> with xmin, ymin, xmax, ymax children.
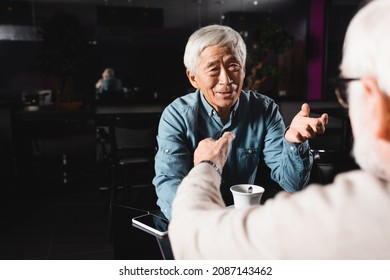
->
<box><xmin>102</xmin><ymin>70</ymin><xmax>110</xmax><ymax>80</ymax></box>
<box><xmin>187</xmin><ymin>45</ymin><xmax>245</xmax><ymax>114</ymax></box>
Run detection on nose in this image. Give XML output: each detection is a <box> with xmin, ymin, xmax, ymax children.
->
<box><xmin>218</xmin><ymin>67</ymin><xmax>233</xmax><ymax>85</ymax></box>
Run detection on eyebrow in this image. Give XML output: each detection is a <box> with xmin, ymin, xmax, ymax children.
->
<box><xmin>205</xmin><ymin>61</ymin><xmax>219</xmax><ymax>69</ymax></box>
<box><xmin>204</xmin><ymin>56</ymin><xmax>240</xmax><ymax>69</ymax></box>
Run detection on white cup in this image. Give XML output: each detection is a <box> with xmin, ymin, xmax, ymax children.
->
<box><xmin>230</xmin><ymin>184</ymin><xmax>265</xmax><ymax>209</ymax></box>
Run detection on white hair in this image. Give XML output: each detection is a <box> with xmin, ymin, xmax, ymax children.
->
<box><xmin>341</xmin><ymin>0</ymin><xmax>390</xmax><ymax>97</ymax></box>
<box><xmin>183</xmin><ymin>25</ymin><xmax>247</xmax><ymax>75</ymax></box>
<box><xmin>341</xmin><ymin>0</ymin><xmax>390</xmax><ymax>179</ymax></box>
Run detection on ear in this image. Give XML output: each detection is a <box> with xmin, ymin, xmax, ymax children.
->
<box><xmin>361</xmin><ymin>77</ymin><xmax>390</xmax><ymax>140</ymax></box>
<box><xmin>186</xmin><ymin>70</ymin><xmax>199</xmax><ymax>89</ymax></box>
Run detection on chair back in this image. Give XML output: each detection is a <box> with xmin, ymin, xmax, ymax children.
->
<box><xmin>108</xmin><ymin>113</ymin><xmax>160</xmax><ymax>159</ymax></box>
<box><xmin>310</xmin><ymin>149</ymin><xmax>359</xmax><ymax>184</ymax></box>
<box><xmin>100</xmin><ymin>112</ymin><xmax>161</xmax><ymax>235</ymax></box>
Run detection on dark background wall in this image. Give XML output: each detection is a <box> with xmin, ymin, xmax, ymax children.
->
<box><xmin>0</xmin><ymin>0</ymin><xmax>312</xmax><ymax>104</ymax></box>
<box><xmin>0</xmin><ymin>0</ymin><xmax>362</xmax><ymax>104</ymax></box>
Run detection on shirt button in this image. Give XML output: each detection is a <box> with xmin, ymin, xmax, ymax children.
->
<box><xmin>290</xmin><ymin>147</ymin><xmax>296</xmax><ymax>151</ymax></box>
<box><xmin>164</xmin><ymin>149</ymin><xmax>170</xmax><ymax>153</ymax></box>
<box><xmin>248</xmin><ymin>149</ymin><xmax>253</xmax><ymax>154</ymax></box>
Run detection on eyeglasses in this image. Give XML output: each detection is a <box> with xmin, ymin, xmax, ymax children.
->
<box><xmin>332</xmin><ymin>77</ymin><xmax>360</xmax><ymax>108</ymax></box>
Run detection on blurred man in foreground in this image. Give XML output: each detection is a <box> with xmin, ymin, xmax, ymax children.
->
<box><xmin>169</xmin><ymin>0</ymin><xmax>390</xmax><ymax>259</ymax></box>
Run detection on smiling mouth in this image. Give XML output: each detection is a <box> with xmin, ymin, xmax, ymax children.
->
<box><xmin>216</xmin><ymin>90</ymin><xmax>235</xmax><ymax>95</ymax></box>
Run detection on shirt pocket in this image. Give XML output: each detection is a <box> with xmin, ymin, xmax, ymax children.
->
<box><xmin>235</xmin><ymin>147</ymin><xmax>261</xmax><ymax>181</ymax></box>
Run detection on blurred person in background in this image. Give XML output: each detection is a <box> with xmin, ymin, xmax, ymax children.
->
<box><xmin>95</xmin><ymin>68</ymin><xmax>123</xmax><ymax>94</ymax></box>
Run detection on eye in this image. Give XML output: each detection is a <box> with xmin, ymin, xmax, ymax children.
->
<box><xmin>228</xmin><ymin>63</ymin><xmax>241</xmax><ymax>71</ymax></box>
<box><xmin>208</xmin><ymin>67</ymin><xmax>220</xmax><ymax>76</ymax></box>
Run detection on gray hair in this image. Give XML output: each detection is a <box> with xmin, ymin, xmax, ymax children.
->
<box><xmin>341</xmin><ymin>0</ymin><xmax>390</xmax><ymax>97</ymax></box>
<box><xmin>341</xmin><ymin>0</ymin><xmax>390</xmax><ymax>180</ymax></box>
<box><xmin>183</xmin><ymin>24</ymin><xmax>247</xmax><ymax>75</ymax></box>
<box><xmin>103</xmin><ymin>68</ymin><xmax>115</xmax><ymax>77</ymax></box>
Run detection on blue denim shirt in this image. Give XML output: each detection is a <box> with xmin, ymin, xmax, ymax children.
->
<box><xmin>153</xmin><ymin>90</ymin><xmax>312</xmax><ymax>220</ymax></box>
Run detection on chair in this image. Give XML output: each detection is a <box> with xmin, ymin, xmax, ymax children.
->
<box><xmin>102</xmin><ymin>113</ymin><xmax>161</xmax><ymax>237</ymax></box>
<box><xmin>310</xmin><ymin>149</ymin><xmax>359</xmax><ymax>184</ymax></box>
<box><xmin>31</xmin><ymin>118</ymin><xmax>96</xmax><ymax>189</ymax></box>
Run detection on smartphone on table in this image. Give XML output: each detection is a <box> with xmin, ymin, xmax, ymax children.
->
<box><xmin>132</xmin><ymin>213</ymin><xmax>169</xmax><ymax>237</ymax></box>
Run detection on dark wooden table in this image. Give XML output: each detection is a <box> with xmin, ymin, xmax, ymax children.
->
<box><xmin>111</xmin><ymin>203</ymin><xmax>174</xmax><ymax>260</ymax></box>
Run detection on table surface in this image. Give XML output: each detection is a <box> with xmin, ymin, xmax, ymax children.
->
<box><xmin>95</xmin><ymin>104</ymin><xmax>166</xmax><ymax>115</ymax></box>
<box><xmin>110</xmin><ymin>203</ymin><xmax>174</xmax><ymax>260</ymax></box>
<box><xmin>14</xmin><ymin>103</ymin><xmax>166</xmax><ymax>117</ymax></box>
<box><xmin>14</xmin><ymin>105</ymin><xmax>95</xmax><ymax>122</ymax></box>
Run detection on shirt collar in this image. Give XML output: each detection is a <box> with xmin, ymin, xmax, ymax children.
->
<box><xmin>199</xmin><ymin>90</ymin><xmax>240</xmax><ymax>118</ymax></box>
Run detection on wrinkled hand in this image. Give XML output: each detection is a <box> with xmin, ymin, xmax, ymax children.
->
<box><xmin>285</xmin><ymin>103</ymin><xmax>328</xmax><ymax>143</ymax></box>
<box><xmin>194</xmin><ymin>132</ymin><xmax>236</xmax><ymax>170</ymax></box>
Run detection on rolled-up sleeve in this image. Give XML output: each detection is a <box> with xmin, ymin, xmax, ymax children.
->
<box><xmin>153</xmin><ymin>103</ymin><xmax>196</xmax><ymax>220</ymax></box>
<box><xmin>262</xmin><ymin>101</ymin><xmax>313</xmax><ymax>192</ymax></box>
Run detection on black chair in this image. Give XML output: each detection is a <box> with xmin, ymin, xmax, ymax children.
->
<box><xmin>102</xmin><ymin>113</ymin><xmax>161</xmax><ymax>237</ymax></box>
<box><xmin>31</xmin><ymin>119</ymin><xmax>96</xmax><ymax>189</ymax></box>
<box><xmin>310</xmin><ymin>149</ymin><xmax>359</xmax><ymax>185</ymax></box>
